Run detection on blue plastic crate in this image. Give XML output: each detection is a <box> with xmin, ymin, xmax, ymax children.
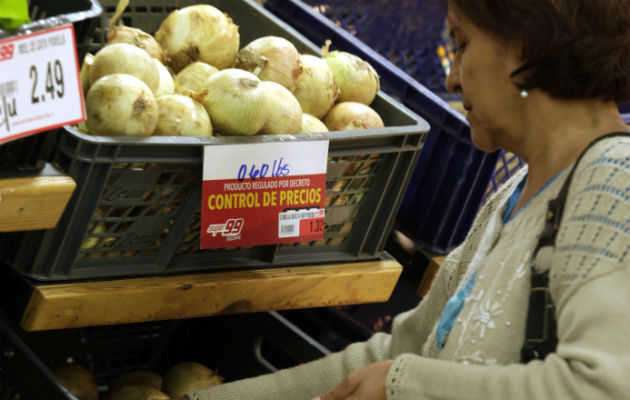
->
<box><xmin>299</xmin><ymin>0</ymin><xmax>455</xmax><ymax>101</ymax></box>
<box><xmin>265</xmin><ymin>0</ymin><xmax>523</xmax><ymax>254</ymax></box>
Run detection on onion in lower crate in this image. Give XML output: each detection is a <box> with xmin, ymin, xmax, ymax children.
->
<box><xmin>162</xmin><ymin>362</ymin><xmax>222</xmax><ymax>397</ymax></box>
<box><xmin>103</xmin><ymin>385</ymin><xmax>169</xmax><ymax>400</ymax></box>
<box><xmin>51</xmin><ymin>364</ymin><xmax>99</xmax><ymax>400</ymax></box>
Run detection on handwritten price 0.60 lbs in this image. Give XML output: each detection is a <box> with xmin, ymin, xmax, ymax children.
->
<box><xmin>29</xmin><ymin>60</ymin><xmax>64</xmax><ymax>104</ymax></box>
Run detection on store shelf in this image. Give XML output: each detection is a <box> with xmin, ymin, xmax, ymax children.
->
<box><xmin>4</xmin><ymin>255</ymin><xmax>401</xmax><ymax>331</ymax></box>
<box><xmin>0</xmin><ymin>163</ymin><xmax>76</xmax><ymax>232</ymax></box>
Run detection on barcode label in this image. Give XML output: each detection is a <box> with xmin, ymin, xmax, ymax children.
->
<box><xmin>281</xmin><ymin>225</ymin><xmax>295</xmax><ymax>233</ymax></box>
<box><xmin>0</xmin><ymin>80</ymin><xmax>17</xmax><ymax>97</ymax></box>
<box><xmin>278</xmin><ymin>208</ymin><xmax>325</xmax><ymax>238</ymax></box>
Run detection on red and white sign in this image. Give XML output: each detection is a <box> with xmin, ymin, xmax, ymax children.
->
<box><xmin>201</xmin><ymin>140</ymin><xmax>329</xmax><ymax>248</ymax></box>
<box><xmin>0</xmin><ymin>25</ymin><xmax>85</xmax><ymax>145</ymax></box>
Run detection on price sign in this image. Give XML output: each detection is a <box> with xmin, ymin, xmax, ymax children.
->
<box><xmin>0</xmin><ymin>24</ymin><xmax>84</xmax><ymax>145</ymax></box>
<box><xmin>201</xmin><ymin>140</ymin><xmax>329</xmax><ymax>248</ymax></box>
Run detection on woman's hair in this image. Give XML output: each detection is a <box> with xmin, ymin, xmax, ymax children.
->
<box><xmin>448</xmin><ymin>0</ymin><xmax>630</xmax><ymax>103</ymax></box>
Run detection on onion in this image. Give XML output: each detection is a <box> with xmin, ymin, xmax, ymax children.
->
<box><xmin>154</xmin><ymin>94</ymin><xmax>212</xmax><ymax>137</ymax></box>
<box><xmin>107</xmin><ymin>0</ymin><xmax>165</xmax><ymax>62</ymax></box>
<box><xmin>162</xmin><ymin>362</ymin><xmax>222</xmax><ymax>398</ymax></box>
<box><xmin>86</xmin><ymin>73</ymin><xmax>158</xmax><ymax>136</ymax></box>
<box><xmin>174</xmin><ymin>61</ymin><xmax>218</xmax><ymax>97</ymax></box>
<box><xmin>323</xmin><ymin>101</ymin><xmax>384</xmax><ymax>131</ymax></box>
<box><xmin>260</xmin><ymin>81</ymin><xmax>302</xmax><ymax>134</ymax></box>
<box><xmin>155</xmin><ymin>5</ymin><xmax>239</xmax><ymax>72</ymax></box>
<box><xmin>321</xmin><ymin>40</ymin><xmax>380</xmax><ymax>105</ymax></box>
<box><xmin>103</xmin><ymin>385</ymin><xmax>169</xmax><ymax>400</ymax></box>
<box><xmin>293</xmin><ymin>54</ymin><xmax>338</xmax><ymax>119</ymax></box>
<box><xmin>236</xmin><ymin>36</ymin><xmax>302</xmax><ymax>92</ymax></box>
<box><xmin>154</xmin><ymin>59</ymin><xmax>175</xmax><ymax>97</ymax></box>
<box><xmin>110</xmin><ymin>370</ymin><xmax>163</xmax><ymax>391</ymax></box>
<box><xmin>51</xmin><ymin>364</ymin><xmax>98</xmax><ymax>400</ymax></box>
<box><xmin>80</xmin><ymin>53</ymin><xmax>94</xmax><ymax>96</ymax></box>
<box><xmin>300</xmin><ymin>113</ymin><xmax>328</xmax><ymax>133</ymax></box>
<box><xmin>201</xmin><ymin>69</ymin><xmax>269</xmax><ymax>136</ymax></box>
<box><xmin>89</xmin><ymin>43</ymin><xmax>160</xmax><ymax>94</ymax></box>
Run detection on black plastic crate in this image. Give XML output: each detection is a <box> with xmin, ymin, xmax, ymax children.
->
<box><xmin>0</xmin><ymin>0</ymin><xmax>429</xmax><ymax>281</ymax></box>
<box><xmin>0</xmin><ymin>0</ymin><xmax>102</xmax><ymax>171</ymax></box>
<box><xmin>0</xmin><ymin>311</ymin><xmax>329</xmax><ymax>399</ymax></box>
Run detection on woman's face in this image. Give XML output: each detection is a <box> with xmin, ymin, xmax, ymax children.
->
<box><xmin>446</xmin><ymin>3</ymin><xmax>526</xmax><ymax>152</ymax></box>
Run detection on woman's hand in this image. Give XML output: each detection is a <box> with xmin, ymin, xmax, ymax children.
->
<box><xmin>313</xmin><ymin>360</ymin><xmax>394</xmax><ymax>400</ymax></box>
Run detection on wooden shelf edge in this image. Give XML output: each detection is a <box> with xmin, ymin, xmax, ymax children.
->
<box><xmin>0</xmin><ymin>163</ymin><xmax>76</xmax><ymax>232</ymax></box>
<box><xmin>21</xmin><ymin>259</ymin><xmax>402</xmax><ymax>331</ymax></box>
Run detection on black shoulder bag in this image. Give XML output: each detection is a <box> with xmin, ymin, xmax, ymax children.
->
<box><xmin>521</xmin><ymin>131</ymin><xmax>629</xmax><ymax>363</ymax></box>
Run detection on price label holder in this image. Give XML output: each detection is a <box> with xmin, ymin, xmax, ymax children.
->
<box><xmin>0</xmin><ymin>24</ymin><xmax>84</xmax><ymax>145</ymax></box>
<box><xmin>201</xmin><ymin>140</ymin><xmax>329</xmax><ymax>248</ymax></box>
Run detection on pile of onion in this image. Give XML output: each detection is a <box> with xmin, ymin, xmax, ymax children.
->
<box><xmin>106</xmin><ymin>0</ymin><xmax>165</xmax><ymax>63</ymax></box>
<box><xmin>323</xmin><ymin>101</ymin><xmax>384</xmax><ymax>131</ymax></box>
<box><xmin>201</xmin><ymin>69</ymin><xmax>269</xmax><ymax>135</ymax></box>
<box><xmin>154</xmin><ymin>94</ymin><xmax>212</xmax><ymax>137</ymax></box>
<box><xmin>293</xmin><ymin>54</ymin><xmax>338</xmax><ymax>119</ymax></box>
<box><xmin>236</xmin><ymin>36</ymin><xmax>302</xmax><ymax>92</ymax></box>
<box><xmin>260</xmin><ymin>81</ymin><xmax>302</xmax><ymax>134</ymax></box>
<box><xmin>155</xmin><ymin>5</ymin><xmax>239</xmax><ymax>72</ymax></box>
<box><xmin>86</xmin><ymin>73</ymin><xmax>158</xmax><ymax>136</ymax></box>
<box><xmin>89</xmin><ymin>43</ymin><xmax>160</xmax><ymax>94</ymax></box>
<box><xmin>322</xmin><ymin>40</ymin><xmax>380</xmax><ymax>105</ymax></box>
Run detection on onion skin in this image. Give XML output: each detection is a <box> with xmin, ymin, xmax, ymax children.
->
<box><xmin>236</xmin><ymin>36</ymin><xmax>302</xmax><ymax>92</ymax></box>
<box><xmin>293</xmin><ymin>54</ymin><xmax>338</xmax><ymax>119</ymax></box>
<box><xmin>103</xmin><ymin>385</ymin><xmax>169</xmax><ymax>400</ymax></box>
<box><xmin>108</xmin><ymin>25</ymin><xmax>165</xmax><ymax>63</ymax></box>
<box><xmin>154</xmin><ymin>94</ymin><xmax>212</xmax><ymax>137</ymax></box>
<box><xmin>110</xmin><ymin>370</ymin><xmax>163</xmax><ymax>391</ymax></box>
<box><xmin>201</xmin><ymin>69</ymin><xmax>269</xmax><ymax>136</ymax></box>
<box><xmin>260</xmin><ymin>81</ymin><xmax>302</xmax><ymax>134</ymax></box>
<box><xmin>89</xmin><ymin>43</ymin><xmax>160</xmax><ymax>94</ymax></box>
<box><xmin>80</xmin><ymin>53</ymin><xmax>94</xmax><ymax>96</ymax></box>
<box><xmin>300</xmin><ymin>113</ymin><xmax>328</xmax><ymax>133</ymax></box>
<box><xmin>155</xmin><ymin>5</ymin><xmax>240</xmax><ymax>72</ymax></box>
<box><xmin>322</xmin><ymin>41</ymin><xmax>380</xmax><ymax>105</ymax></box>
<box><xmin>323</xmin><ymin>101</ymin><xmax>384</xmax><ymax>131</ymax></box>
<box><xmin>174</xmin><ymin>61</ymin><xmax>218</xmax><ymax>97</ymax></box>
<box><xmin>86</xmin><ymin>73</ymin><xmax>158</xmax><ymax>136</ymax></box>
<box><xmin>154</xmin><ymin>59</ymin><xmax>175</xmax><ymax>97</ymax></box>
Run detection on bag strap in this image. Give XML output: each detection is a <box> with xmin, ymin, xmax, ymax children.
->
<box><xmin>521</xmin><ymin>131</ymin><xmax>629</xmax><ymax>363</ymax></box>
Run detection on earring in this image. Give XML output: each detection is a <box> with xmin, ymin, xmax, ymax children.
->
<box><xmin>520</xmin><ymin>90</ymin><xmax>529</xmax><ymax>99</ymax></box>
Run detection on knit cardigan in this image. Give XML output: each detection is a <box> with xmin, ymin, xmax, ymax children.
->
<box><xmin>189</xmin><ymin>136</ymin><xmax>630</xmax><ymax>400</ymax></box>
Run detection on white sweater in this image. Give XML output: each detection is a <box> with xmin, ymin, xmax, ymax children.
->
<box><xmin>189</xmin><ymin>135</ymin><xmax>630</xmax><ymax>400</ymax></box>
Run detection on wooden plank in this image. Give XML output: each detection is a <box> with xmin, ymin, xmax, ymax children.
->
<box><xmin>417</xmin><ymin>255</ymin><xmax>446</xmax><ymax>298</ymax></box>
<box><xmin>21</xmin><ymin>259</ymin><xmax>402</xmax><ymax>331</ymax></box>
<box><xmin>0</xmin><ymin>164</ymin><xmax>76</xmax><ymax>232</ymax></box>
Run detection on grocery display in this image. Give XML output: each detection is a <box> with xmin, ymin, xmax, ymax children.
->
<box><xmin>0</xmin><ymin>0</ymin><xmax>428</xmax><ymax>281</ymax></box>
<box><xmin>0</xmin><ymin>311</ymin><xmax>329</xmax><ymax>399</ymax></box>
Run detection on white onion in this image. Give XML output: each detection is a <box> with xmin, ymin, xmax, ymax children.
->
<box><xmin>89</xmin><ymin>43</ymin><xmax>160</xmax><ymax>94</ymax></box>
<box><xmin>236</xmin><ymin>36</ymin><xmax>302</xmax><ymax>92</ymax></box>
<box><xmin>154</xmin><ymin>94</ymin><xmax>212</xmax><ymax>137</ymax></box>
<box><xmin>86</xmin><ymin>73</ymin><xmax>158</xmax><ymax>136</ymax></box>
<box><xmin>293</xmin><ymin>54</ymin><xmax>338</xmax><ymax>119</ymax></box>
<box><xmin>154</xmin><ymin>59</ymin><xmax>175</xmax><ymax>97</ymax></box>
<box><xmin>201</xmin><ymin>69</ymin><xmax>269</xmax><ymax>136</ymax></box>
<box><xmin>174</xmin><ymin>61</ymin><xmax>218</xmax><ymax>97</ymax></box>
<box><xmin>155</xmin><ymin>4</ymin><xmax>240</xmax><ymax>72</ymax></box>
<box><xmin>260</xmin><ymin>81</ymin><xmax>302</xmax><ymax>134</ymax></box>
<box><xmin>323</xmin><ymin>101</ymin><xmax>384</xmax><ymax>131</ymax></box>
<box><xmin>80</xmin><ymin>53</ymin><xmax>94</xmax><ymax>96</ymax></box>
<box><xmin>300</xmin><ymin>113</ymin><xmax>328</xmax><ymax>134</ymax></box>
<box><xmin>106</xmin><ymin>0</ymin><xmax>165</xmax><ymax>62</ymax></box>
<box><xmin>322</xmin><ymin>40</ymin><xmax>380</xmax><ymax>105</ymax></box>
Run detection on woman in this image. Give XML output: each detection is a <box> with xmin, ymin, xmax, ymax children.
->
<box><xmin>182</xmin><ymin>0</ymin><xmax>630</xmax><ymax>399</ymax></box>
